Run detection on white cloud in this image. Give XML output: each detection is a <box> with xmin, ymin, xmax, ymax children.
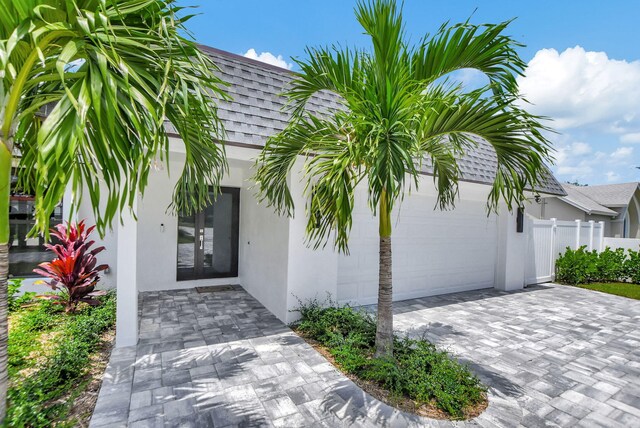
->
<box><xmin>621</xmin><ymin>133</ymin><xmax>640</xmax><ymax>144</ymax></box>
<box><xmin>553</xmin><ymin>141</ymin><xmax>599</xmax><ymax>178</ymax></box>
<box><xmin>551</xmin><ymin>139</ymin><xmax>635</xmax><ymax>184</ymax></box>
<box><xmin>517</xmin><ymin>46</ymin><xmax>640</xmax><ymax>134</ymax></box>
<box><xmin>570</xmin><ymin>141</ymin><xmax>592</xmax><ymax>156</ymax></box>
<box><xmin>606</xmin><ymin>171</ymin><xmax>621</xmax><ymax>182</ymax></box>
<box><xmin>610</xmin><ymin>146</ymin><xmax>634</xmax><ymax>160</ymax></box>
<box><xmin>243</xmin><ymin>48</ymin><xmax>292</xmax><ymax>70</ymax></box>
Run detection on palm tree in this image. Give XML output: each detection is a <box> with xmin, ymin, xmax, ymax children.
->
<box><xmin>255</xmin><ymin>0</ymin><xmax>552</xmax><ymax>358</ymax></box>
<box><xmin>0</xmin><ymin>0</ymin><xmax>228</xmax><ymax>420</ymax></box>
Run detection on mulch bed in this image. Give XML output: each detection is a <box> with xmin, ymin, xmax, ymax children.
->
<box><xmin>293</xmin><ymin>328</ymin><xmax>488</xmax><ymax>421</ymax></box>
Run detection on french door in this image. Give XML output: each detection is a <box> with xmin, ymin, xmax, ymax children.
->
<box><xmin>176</xmin><ymin>187</ymin><xmax>239</xmax><ymax>280</ymax></box>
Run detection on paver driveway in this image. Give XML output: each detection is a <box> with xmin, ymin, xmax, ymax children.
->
<box><xmin>392</xmin><ymin>284</ymin><xmax>640</xmax><ymax>427</ymax></box>
<box><xmin>90</xmin><ymin>284</ymin><xmax>640</xmax><ymax>427</ymax></box>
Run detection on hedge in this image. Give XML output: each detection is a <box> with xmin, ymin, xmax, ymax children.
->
<box><xmin>555</xmin><ymin>246</ymin><xmax>640</xmax><ymax>285</ymax></box>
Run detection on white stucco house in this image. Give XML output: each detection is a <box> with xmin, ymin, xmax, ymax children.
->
<box><xmin>11</xmin><ymin>46</ymin><xmax>566</xmax><ymax>347</ymax></box>
<box><xmin>530</xmin><ymin>182</ymin><xmax>640</xmax><ymax>238</ymax></box>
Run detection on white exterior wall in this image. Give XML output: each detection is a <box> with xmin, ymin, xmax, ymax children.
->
<box><xmin>337</xmin><ymin>180</ymin><xmax>499</xmax><ymax>305</ymax></box>
<box><xmin>26</xmin><ymin>141</ymin><xmax>537</xmax><ymax>344</ymax></box>
<box><xmin>239</xmin><ymin>172</ymin><xmax>290</xmax><ymax>322</ymax></box>
<box><xmin>284</xmin><ymin>163</ymin><xmax>339</xmax><ymax>323</ymax></box>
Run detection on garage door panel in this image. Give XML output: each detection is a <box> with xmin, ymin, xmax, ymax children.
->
<box><xmin>337</xmin><ymin>189</ymin><xmax>497</xmax><ymax>304</ymax></box>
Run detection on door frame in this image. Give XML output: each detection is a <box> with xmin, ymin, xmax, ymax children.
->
<box><xmin>176</xmin><ymin>186</ymin><xmax>240</xmax><ymax>281</ymax></box>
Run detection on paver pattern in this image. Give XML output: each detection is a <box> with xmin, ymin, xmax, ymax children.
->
<box><xmin>90</xmin><ymin>284</ymin><xmax>640</xmax><ymax>427</ymax></box>
<box><xmin>392</xmin><ymin>284</ymin><xmax>640</xmax><ymax>428</ymax></box>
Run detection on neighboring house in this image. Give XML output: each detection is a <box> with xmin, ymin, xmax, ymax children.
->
<box><xmin>530</xmin><ymin>182</ymin><xmax>640</xmax><ymax>238</ymax></box>
<box><xmin>12</xmin><ymin>46</ymin><xmax>565</xmax><ymax>347</ymax></box>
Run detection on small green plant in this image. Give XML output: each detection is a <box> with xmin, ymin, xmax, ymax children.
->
<box><xmin>596</xmin><ymin>247</ymin><xmax>627</xmax><ymax>282</ymax></box>
<box><xmin>625</xmin><ymin>250</ymin><xmax>640</xmax><ymax>284</ymax></box>
<box><xmin>8</xmin><ymin>278</ymin><xmax>36</xmax><ymax>312</ymax></box>
<box><xmin>293</xmin><ymin>300</ymin><xmax>485</xmax><ymax>419</ymax></box>
<box><xmin>7</xmin><ymin>292</ymin><xmax>116</xmax><ymax>427</ymax></box>
<box><xmin>555</xmin><ymin>246</ymin><xmax>598</xmax><ymax>285</ymax></box>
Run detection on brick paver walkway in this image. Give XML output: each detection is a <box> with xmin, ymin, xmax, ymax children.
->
<box><xmin>90</xmin><ymin>284</ymin><xmax>640</xmax><ymax>427</ymax></box>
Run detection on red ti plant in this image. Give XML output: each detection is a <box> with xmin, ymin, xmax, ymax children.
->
<box><xmin>33</xmin><ymin>220</ymin><xmax>108</xmax><ymax>313</ymax></box>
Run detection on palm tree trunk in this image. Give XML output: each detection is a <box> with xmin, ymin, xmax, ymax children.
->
<box><xmin>374</xmin><ymin>189</ymin><xmax>393</xmax><ymax>358</ymax></box>
<box><xmin>0</xmin><ymin>141</ymin><xmax>11</xmax><ymax>422</ymax></box>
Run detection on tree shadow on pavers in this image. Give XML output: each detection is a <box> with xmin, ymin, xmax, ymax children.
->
<box><xmin>320</xmin><ymin>380</ymin><xmax>442</xmax><ymax>427</ymax></box>
<box><xmin>175</xmin><ymin>383</ymin><xmax>270</xmax><ymax>427</ymax></box>
<box><xmin>460</xmin><ymin>359</ymin><xmax>524</xmax><ymax>399</ymax></box>
<box><xmin>159</xmin><ymin>346</ymin><xmax>218</xmax><ymax>371</ymax></box>
<box><xmin>211</xmin><ymin>347</ymin><xmax>259</xmax><ymax>381</ymax></box>
<box><xmin>381</xmin><ymin>285</ymin><xmax>557</xmax><ymax>315</ymax></box>
<box><xmin>402</xmin><ymin>322</ymin><xmax>466</xmax><ymax>344</ymax></box>
<box><xmin>276</xmin><ymin>333</ymin><xmax>307</xmax><ymax>347</ymax></box>
<box><xmin>320</xmin><ymin>380</ymin><xmax>397</xmax><ymax>427</ymax></box>
<box><xmin>204</xmin><ymin>401</ymin><xmax>270</xmax><ymax>427</ymax></box>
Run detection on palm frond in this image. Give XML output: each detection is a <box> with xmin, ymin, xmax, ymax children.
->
<box><xmin>415</xmin><ymin>88</ymin><xmax>552</xmax><ymax>211</ymax></box>
<box><xmin>411</xmin><ymin>19</ymin><xmax>525</xmax><ymax>98</ymax></box>
<box><xmin>2</xmin><ymin>0</ymin><xmax>229</xmax><ymax>236</ymax></box>
<box><xmin>254</xmin><ymin>0</ymin><xmax>554</xmax><ymax>253</ymax></box>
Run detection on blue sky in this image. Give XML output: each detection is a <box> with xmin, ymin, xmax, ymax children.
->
<box><xmin>177</xmin><ymin>0</ymin><xmax>640</xmax><ymax>186</ymax></box>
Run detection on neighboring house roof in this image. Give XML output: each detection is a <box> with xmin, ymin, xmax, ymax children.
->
<box><xmin>559</xmin><ymin>184</ymin><xmax>619</xmax><ymax>216</ymax></box>
<box><xmin>165</xmin><ymin>45</ymin><xmax>565</xmax><ymax>196</ymax></box>
<box><xmin>569</xmin><ymin>182</ymin><xmax>640</xmax><ymax>208</ymax></box>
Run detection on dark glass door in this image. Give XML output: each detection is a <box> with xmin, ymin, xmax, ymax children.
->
<box><xmin>177</xmin><ymin>187</ymin><xmax>239</xmax><ymax>280</ymax></box>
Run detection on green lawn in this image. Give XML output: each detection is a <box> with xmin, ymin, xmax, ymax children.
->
<box><xmin>572</xmin><ymin>282</ymin><xmax>640</xmax><ymax>300</ymax></box>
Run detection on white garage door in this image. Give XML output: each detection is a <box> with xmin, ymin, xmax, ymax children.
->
<box><xmin>337</xmin><ymin>188</ymin><xmax>498</xmax><ymax>305</ymax></box>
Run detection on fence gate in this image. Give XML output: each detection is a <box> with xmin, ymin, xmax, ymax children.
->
<box><xmin>525</xmin><ymin>217</ymin><xmax>604</xmax><ymax>285</ymax></box>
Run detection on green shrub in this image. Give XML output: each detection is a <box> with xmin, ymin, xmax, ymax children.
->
<box><xmin>555</xmin><ymin>246</ymin><xmax>598</xmax><ymax>284</ymax></box>
<box><xmin>596</xmin><ymin>248</ymin><xmax>627</xmax><ymax>282</ymax></box>
<box><xmin>293</xmin><ymin>301</ymin><xmax>485</xmax><ymax>419</ymax></box>
<box><xmin>392</xmin><ymin>338</ymin><xmax>484</xmax><ymax>417</ymax></box>
<box><xmin>295</xmin><ymin>296</ymin><xmax>376</xmax><ymax>346</ymax></box>
<box><xmin>7</xmin><ymin>291</ymin><xmax>116</xmax><ymax>427</ymax></box>
<box><xmin>626</xmin><ymin>250</ymin><xmax>640</xmax><ymax>284</ymax></box>
<box><xmin>556</xmin><ymin>246</ymin><xmax>640</xmax><ymax>285</ymax></box>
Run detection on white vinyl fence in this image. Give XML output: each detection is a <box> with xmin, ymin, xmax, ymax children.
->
<box><xmin>525</xmin><ymin>217</ymin><xmax>605</xmax><ymax>285</ymax></box>
<box><xmin>603</xmin><ymin>238</ymin><xmax>640</xmax><ymax>252</ymax></box>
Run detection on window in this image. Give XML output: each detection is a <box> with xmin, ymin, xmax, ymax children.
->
<box><xmin>9</xmin><ymin>192</ymin><xmax>62</xmax><ymax>277</ymax></box>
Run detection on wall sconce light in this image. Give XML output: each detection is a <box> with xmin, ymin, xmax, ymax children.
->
<box><xmin>516</xmin><ymin>207</ymin><xmax>524</xmax><ymax>233</ymax></box>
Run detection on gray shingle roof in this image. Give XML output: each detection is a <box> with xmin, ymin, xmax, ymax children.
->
<box><xmin>168</xmin><ymin>45</ymin><xmax>565</xmax><ymax>196</ymax></box>
<box><xmin>560</xmin><ymin>184</ymin><xmax>618</xmax><ymax>216</ymax></box>
<box><xmin>569</xmin><ymin>182</ymin><xmax>640</xmax><ymax>207</ymax></box>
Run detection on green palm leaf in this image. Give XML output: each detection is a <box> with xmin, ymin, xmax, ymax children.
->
<box><xmin>254</xmin><ymin>0</ymin><xmax>554</xmax><ymax>357</ymax></box>
<box><xmin>1</xmin><ymin>0</ymin><xmax>229</xmax><ymax>235</ymax></box>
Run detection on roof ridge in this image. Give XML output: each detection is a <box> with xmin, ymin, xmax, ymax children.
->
<box><xmin>559</xmin><ymin>183</ymin><xmax>617</xmax><ymax>215</ymax></box>
<box><xmin>198</xmin><ymin>44</ymin><xmax>296</xmax><ymax>75</ymax></box>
